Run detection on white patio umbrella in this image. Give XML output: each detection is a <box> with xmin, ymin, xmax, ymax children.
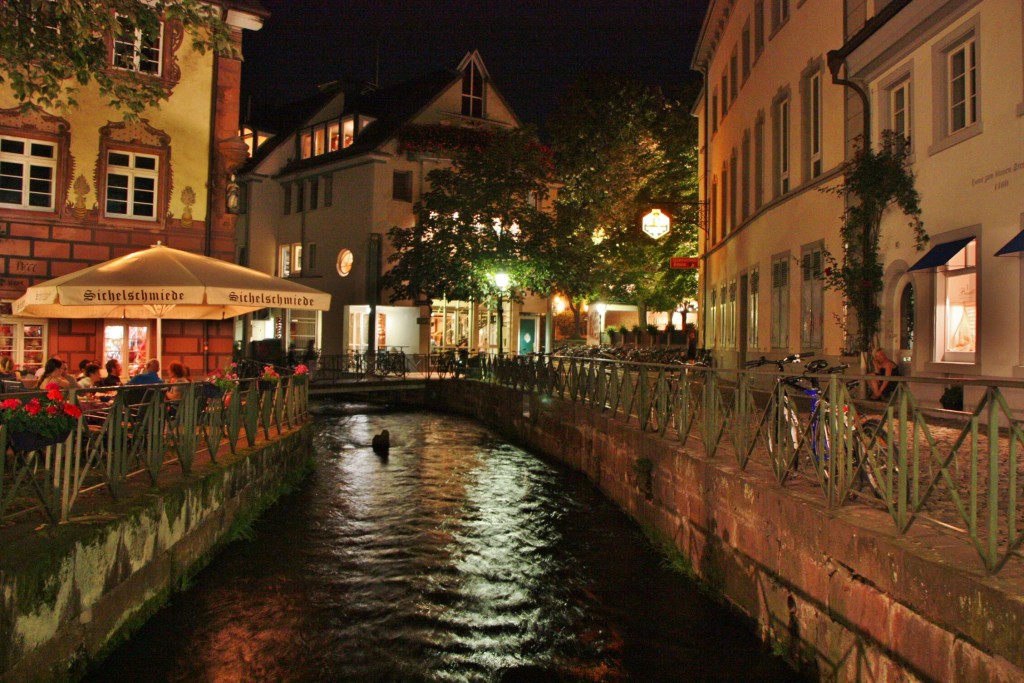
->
<box><xmin>12</xmin><ymin>243</ymin><xmax>331</xmax><ymax>369</ymax></box>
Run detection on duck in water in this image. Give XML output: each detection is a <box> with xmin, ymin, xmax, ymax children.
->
<box><xmin>372</xmin><ymin>429</ymin><xmax>390</xmax><ymax>455</ymax></box>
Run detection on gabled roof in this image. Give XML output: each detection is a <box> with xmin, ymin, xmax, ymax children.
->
<box><xmin>274</xmin><ymin>66</ymin><xmax>462</xmax><ymax>176</ymax></box>
<box><xmin>242</xmin><ymin>51</ymin><xmax>518</xmax><ymax>178</ymax></box>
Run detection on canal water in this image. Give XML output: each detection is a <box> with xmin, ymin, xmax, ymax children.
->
<box><xmin>86</xmin><ymin>406</ymin><xmax>798</xmax><ymax>682</ymax></box>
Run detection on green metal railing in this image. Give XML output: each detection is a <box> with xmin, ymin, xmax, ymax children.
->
<box><xmin>0</xmin><ymin>375</ymin><xmax>309</xmax><ymax>525</ymax></box>
<box><xmin>480</xmin><ymin>354</ymin><xmax>1024</xmax><ymax>575</ymax></box>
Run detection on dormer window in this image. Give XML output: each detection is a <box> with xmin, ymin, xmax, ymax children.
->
<box><xmin>298</xmin><ymin>115</ymin><xmax>373</xmax><ymax>160</ymax></box>
<box><xmin>462</xmin><ymin>63</ymin><xmax>484</xmax><ymax>118</ymax></box>
<box><xmin>113</xmin><ymin>15</ymin><xmax>162</xmax><ymax>76</ymax></box>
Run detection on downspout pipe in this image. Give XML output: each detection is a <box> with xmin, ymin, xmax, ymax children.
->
<box><xmin>827</xmin><ymin>50</ymin><xmax>870</xmax><ymax>146</ymax></box>
<box><xmin>698</xmin><ymin>63</ymin><xmax>710</xmax><ymax>355</ymax></box>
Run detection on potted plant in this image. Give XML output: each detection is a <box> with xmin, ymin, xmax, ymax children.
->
<box><xmin>1</xmin><ymin>385</ymin><xmax>82</xmax><ymax>451</ymax></box>
<box><xmin>606</xmin><ymin>325</ymin><xmax>620</xmax><ymax>346</ymax></box>
<box><xmin>620</xmin><ymin>324</ymin><xmax>633</xmax><ymax>345</ymax></box>
<box><xmin>645</xmin><ymin>323</ymin><xmax>660</xmax><ymax>346</ymax></box>
<box><xmin>630</xmin><ymin>323</ymin><xmax>643</xmax><ymax>346</ymax></box>
<box><xmin>664</xmin><ymin>321</ymin><xmax>678</xmax><ymax>346</ymax></box>
<box><xmin>259</xmin><ymin>365</ymin><xmax>281</xmax><ymax>393</ymax></box>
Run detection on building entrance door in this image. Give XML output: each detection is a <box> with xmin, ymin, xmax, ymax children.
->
<box><xmin>519</xmin><ymin>318</ymin><xmax>536</xmax><ymax>354</ymax></box>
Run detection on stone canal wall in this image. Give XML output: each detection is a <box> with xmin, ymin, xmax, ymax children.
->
<box><xmin>422</xmin><ymin>381</ymin><xmax>1024</xmax><ymax>682</ymax></box>
<box><xmin>0</xmin><ymin>426</ymin><xmax>314</xmax><ymax>682</ymax></box>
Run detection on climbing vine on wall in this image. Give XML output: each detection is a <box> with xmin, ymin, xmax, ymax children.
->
<box><xmin>821</xmin><ymin>131</ymin><xmax>927</xmax><ymax>353</ymax></box>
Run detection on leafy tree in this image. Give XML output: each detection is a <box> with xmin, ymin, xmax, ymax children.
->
<box><xmin>382</xmin><ymin>127</ymin><xmax>555</xmax><ymax>308</ymax></box>
<box><xmin>549</xmin><ymin>77</ymin><xmax>699</xmax><ymax>333</ymax></box>
<box><xmin>821</xmin><ymin>131</ymin><xmax>927</xmax><ymax>353</ymax></box>
<box><xmin>0</xmin><ymin>1</ymin><xmax>233</xmax><ymax>117</ymax></box>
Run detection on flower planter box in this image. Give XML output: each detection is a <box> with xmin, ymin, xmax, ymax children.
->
<box><xmin>9</xmin><ymin>429</ymin><xmax>71</xmax><ymax>452</ymax></box>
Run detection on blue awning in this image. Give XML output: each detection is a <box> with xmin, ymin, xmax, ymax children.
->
<box><xmin>996</xmin><ymin>231</ymin><xmax>1024</xmax><ymax>256</ymax></box>
<box><xmin>908</xmin><ymin>237</ymin><xmax>974</xmax><ymax>271</ymax></box>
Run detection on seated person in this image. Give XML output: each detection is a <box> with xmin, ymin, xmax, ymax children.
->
<box><xmin>78</xmin><ymin>363</ymin><xmax>103</xmax><ymax>389</ymax></box>
<box><xmin>128</xmin><ymin>359</ymin><xmax>162</xmax><ymax>385</ymax></box>
<box><xmin>0</xmin><ymin>356</ymin><xmax>14</xmax><ymax>379</ymax></box>
<box><xmin>868</xmin><ymin>348</ymin><xmax>900</xmax><ymax>400</ymax></box>
<box><xmin>166</xmin><ymin>362</ymin><xmax>190</xmax><ymax>402</ymax></box>
<box><xmin>96</xmin><ymin>359</ymin><xmax>123</xmax><ymax>387</ymax></box>
<box><xmin>19</xmin><ymin>369</ymin><xmax>38</xmax><ymax>389</ymax></box>
<box><xmin>38</xmin><ymin>357</ymin><xmax>73</xmax><ymax>390</ymax></box>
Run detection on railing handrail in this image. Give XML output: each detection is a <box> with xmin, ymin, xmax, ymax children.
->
<box><xmin>0</xmin><ymin>374</ymin><xmax>310</xmax><ymax>526</ymax></box>
<box><xmin>477</xmin><ymin>353</ymin><xmax>1024</xmax><ymax>575</ymax></box>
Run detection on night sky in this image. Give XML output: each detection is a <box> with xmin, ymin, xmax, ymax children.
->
<box><xmin>240</xmin><ymin>0</ymin><xmax>708</xmax><ymax>131</ymax></box>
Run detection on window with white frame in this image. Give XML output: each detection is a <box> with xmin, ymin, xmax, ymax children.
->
<box><xmin>754</xmin><ymin>0</ymin><xmax>765</xmax><ymax>55</ymax></box>
<box><xmin>772</xmin><ymin>0</ymin><xmax>789</xmax><ymax>31</ymax></box>
<box><xmin>721</xmin><ymin>71</ymin><xmax>729</xmax><ymax>118</ymax></box>
<box><xmin>309</xmin><ymin>176</ymin><xmax>319</xmax><ymax>210</ymax></box>
<box><xmin>728</xmin><ymin>280</ymin><xmax>737</xmax><ymax>347</ymax></box>
<box><xmin>711</xmin><ymin>178</ymin><xmax>718</xmax><ymax>244</ymax></box>
<box><xmin>947</xmin><ymin>36</ymin><xmax>977</xmax><ymax>134</ymax></box>
<box><xmin>936</xmin><ymin>238</ymin><xmax>976</xmax><ymax>362</ymax></box>
<box><xmin>322</xmin><ymin>175</ymin><xmax>333</xmax><ymax>207</ymax></box>
<box><xmin>0</xmin><ymin>320</ymin><xmax>47</xmax><ymax>374</ymax></box>
<box><xmin>719</xmin><ymin>284</ymin><xmax>728</xmax><ymax>347</ymax></box>
<box><xmin>105</xmin><ymin>150</ymin><xmax>158</xmax><ymax>220</ymax></box>
<box><xmin>890</xmin><ymin>79</ymin><xmax>911</xmax><ymax>142</ymax></box>
<box><xmin>721</xmin><ymin>162</ymin><xmax>730</xmax><ymax>235</ymax></box>
<box><xmin>462</xmin><ymin>62</ymin><xmax>484</xmax><ymax>118</ymax></box>
<box><xmin>729</xmin><ymin>151</ymin><xmax>737</xmax><ymax>231</ymax></box>
<box><xmin>730</xmin><ymin>48</ymin><xmax>738</xmax><ymax>102</ymax></box>
<box><xmin>112</xmin><ymin>15</ymin><xmax>162</xmax><ymax>75</ymax></box>
<box><xmin>800</xmin><ymin>244</ymin><xmax>824</xmax><ymax>349</ymax></box>
<box><xmin>771</xmin><ymin>254</ymin><xmax>789</xmax><ymax>348</ymax></box>
<box><xmin>0</xmin><ymin>135</ymin><xmax>56</xmax><ymax>211</ymax></box>
<box><xmin>742</xmin><ymin>19</ymin><xmax>751</xmax><ymax>83</ymax></box>
<box><xmin>774</xmin><ymin>95</ymin><xmax>790</xmax><ymax>196</ymax></box>
<box><xmin>932</xmin><ymin>20</ymin><xmax>981</xmax><ymax>152</ymax></box>
<box><xmin>708</xmin><ymin>288</ymin><xmax>717</xmax><ymax>347</ymax></box>
<box><xmin>279</xmin><ymin>243</ymin><xmax>302</xmax><ymax>277</ymax></box>
<box><xmin>747</xmin><ymin>267</ymin><xmax>760</xmax><ymax>348</ymax></box>
<box><xmin>754</xmin><ymin>112</ymin><xmax>765</xmax><ymax>209</ymax></box>
<box><xmin>741</xmin><ymin>131</ymin><xmax>750</xmax><ymax>220</ymax></box>
<box><xmin>808</xmin><ymin>71</ymin><xmax>822</xmax><ymax>178</ymax></box>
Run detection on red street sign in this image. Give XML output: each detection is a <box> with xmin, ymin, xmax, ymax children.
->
<box><xmin>670</xmin><ymin>257</ymin><xmax>699</xmax><ymax>269</ymax></box>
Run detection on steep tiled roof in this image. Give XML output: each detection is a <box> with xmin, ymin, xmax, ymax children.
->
<box><xmin>243</xmin><ymin>65</ymin><xmax>462</xmax><ymax>176</ymax></box>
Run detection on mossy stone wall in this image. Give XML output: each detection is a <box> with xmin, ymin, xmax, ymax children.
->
<box><xmin>0</xmin><ymin>425</ymin><xmax>313</xmax><ymax>682</ymax></box>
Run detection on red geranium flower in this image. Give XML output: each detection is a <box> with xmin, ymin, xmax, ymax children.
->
<box><xmin>47</xmin><ymin>388</ymin><xmax>64</xmax><ymax>402</ymax></box>
<box><xmin>45</xmin><ymin>405</ymin><xmax>59</xmax><ymax>415</ymax></box>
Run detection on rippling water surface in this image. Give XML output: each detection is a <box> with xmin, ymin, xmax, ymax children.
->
<box><xmin>86</xmin><ymin>406</ymin><xmax>797</xmax><ymax>682</ymax></box>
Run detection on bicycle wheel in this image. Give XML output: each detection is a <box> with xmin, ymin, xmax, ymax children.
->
<box><xmin>858</xmin><ymin>419</ymin><xmax>899</xmax><ymax>498</ymax></box>
<box><xmin>767</xmin><ymin>394</ymin><xmax>800</xmax><ymax>460</ymax></box>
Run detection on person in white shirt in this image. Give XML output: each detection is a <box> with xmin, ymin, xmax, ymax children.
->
<box><xmin>78</xmin><ymin>363</ymin><xmax>103</xmax><ymax>389</ymax></box>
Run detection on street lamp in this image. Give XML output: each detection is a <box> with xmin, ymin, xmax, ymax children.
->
<box><xmin>493</xmin><ymin>271</ymin><xmax>510</xmax><ymax>356</ymax></box>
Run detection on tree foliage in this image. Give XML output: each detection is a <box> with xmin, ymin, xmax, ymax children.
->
<box><xmin>382</xmin><ymin>127</ymin><xmax>556</xmax><ymax>306</ymax></box>
<box><xmin>821</xmin><ymin>130</ymin><xmax>927</xmax><ymax>353</ymax></box>
<box><xmin>549</xmin><ymin>76</ymin><xmax>700</xmax><ymax>328</ymax></box>
<box><xmin>0</xmin><ymin>1</ymin><xmax>233</xmax><ymax>117</ymax></box>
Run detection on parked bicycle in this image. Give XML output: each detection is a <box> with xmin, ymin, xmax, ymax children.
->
<box><xmin>367</xmin><ymin>348</ymin><xmax>407</xmax><ymax>379</ymax></box>
<box><xmin>746</xmin><ymin>354</ymin><xmax>894</xmax><ymax>497</ymax></box>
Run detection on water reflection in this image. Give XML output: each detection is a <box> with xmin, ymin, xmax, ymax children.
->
<box><xmin>85</xmin><ymin>408</ymin><xmax>797</xmax><ymax>682</ymax></box>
